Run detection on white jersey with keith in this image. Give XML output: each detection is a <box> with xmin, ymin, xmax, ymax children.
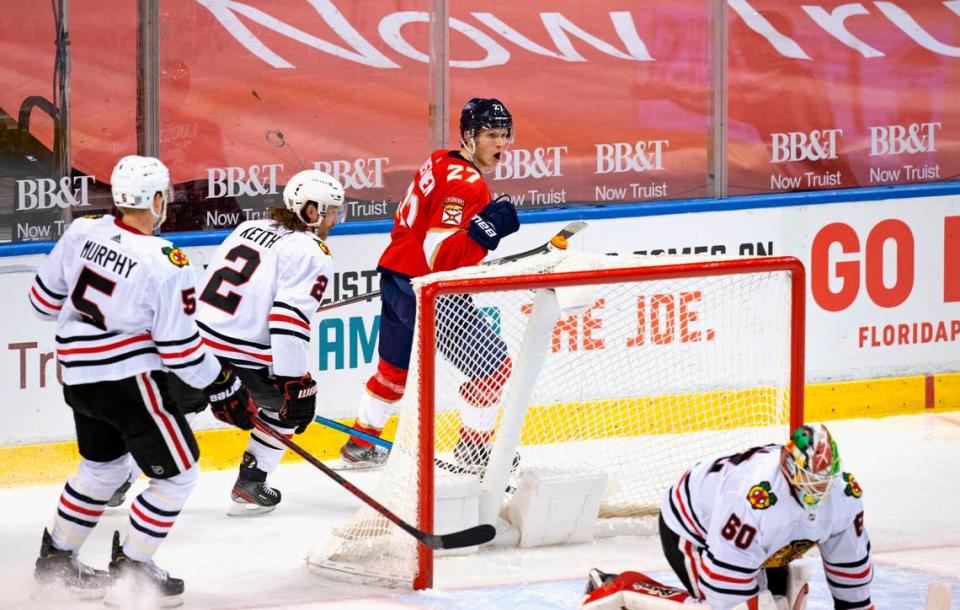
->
<box><xmin>28</xmin><ymin>215</ymin><xmax>221</xmax><ymax>388</ymax></box>
<box><xmin>660</xmin><ymin>445</ymin><xmax>872</xmax><ymax>609</ymax></box>
<box><xmin>196</xmin><ymin>219</ymin><xmax>333</xmax><ymax>378</ymax></box>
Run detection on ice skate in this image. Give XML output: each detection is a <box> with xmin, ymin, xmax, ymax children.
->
<box><xmin>228</xmin><ymin>451</ymin><xmax>281</xmax><ymax>516</ymax></box>
<box><xmin>338</xmin><ymin>438</ymin><xmax>390</xmax><ymax>470</ymax></box>
<box><xmin>452</xmin><ymin>440</ymin><xmax>520</xmax><ymax>476</ymax></box>
<box><xmin>103</xmin><ymin>531</ymin><xmax>183</xmax><ymax>608</ymax></box>
<box><xmin>33</xmin><ymin>528</ymin><xmax>112</xmax><ymax>600</ymax></box>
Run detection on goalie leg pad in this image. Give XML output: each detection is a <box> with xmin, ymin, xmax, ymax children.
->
<box><xmin>580</xmin><ymin>569</ymin><xmax>692</xmax><ymax>610</ymax></box>
<box><xmin>786</xmin><ymin>564</ymin><xmax>811</xmax><ymax>610</ymax></box>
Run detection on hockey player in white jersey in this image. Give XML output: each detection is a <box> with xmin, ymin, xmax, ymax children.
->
<box><xmin>580</xmin><ymin>424</ymin><xmax>873</xmax><ymax>610</ymax></box>
<box><xmin>29</xmin><ymin>155</ymin><xmax>257</xmax><ymax>605</ymax></box>
<box><xmin>194</xmin><ymin>169</ymin><xmax>342</xmax><ymax>515</ymax></box>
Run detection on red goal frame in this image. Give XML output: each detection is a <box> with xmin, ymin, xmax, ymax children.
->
<box><xmin>413</xmin><ymin>256</ymin><xmax>806</xmax><ymax>589</ymax></box>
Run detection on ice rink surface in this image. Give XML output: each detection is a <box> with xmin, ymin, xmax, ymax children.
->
<box><xmin>2</xmin><ymin>412</ymin><xmax>958</xmax><ymax>609</ymax></box>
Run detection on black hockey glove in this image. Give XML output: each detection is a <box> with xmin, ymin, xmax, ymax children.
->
<box><xmin>205</xmin><ymin>368</ymin><xmax>256</xmax><ymax>430</ymax></box>
<box><xmin>275</xmin><ymin>374</ymin><xmax>318</xmax><ymax>434</ymax></box>
<box><xmin>467</xmin><ymin>195</ymin><xmax>519</xmax><ymax>251</ymax></box>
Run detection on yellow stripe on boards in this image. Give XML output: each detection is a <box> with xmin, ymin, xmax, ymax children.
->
<box><xmin>2</xmin><ymin>373</ymin><xmax>959</xmax><ymax>487</ymax></box>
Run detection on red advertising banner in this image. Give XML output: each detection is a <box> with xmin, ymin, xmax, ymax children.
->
<box><xmin>1</xmin><ymin>1</ymin><xmax>958</xmax><ymax>239</ymax></box>
<box><xmin>726</xmin><ymin>0</ymin><xmax>960</xmax><ymax>195</ymax></box>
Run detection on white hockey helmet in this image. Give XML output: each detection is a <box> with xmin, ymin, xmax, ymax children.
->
<box><xmin>111</xmin><ymin>155</ymin><xmax>173</xmax><ymax>230</ymax></box>
<box><xmin>282</xmin><ymin>170</ymin><xmax>345</xmax><ymax>227</ymax></box>
<box><xmin>780</xmin><ymin>423</ymin><xmax>842</xmax><ymax>512</ymax></box>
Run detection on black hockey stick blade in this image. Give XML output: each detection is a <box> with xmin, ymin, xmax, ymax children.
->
<box><xmin>423</xmin><ymin>523</ymin><xmax>497</xmax><ymax>550</ymax></box>
<box><xmin>251</xmin><ymin>416</ymin><xmax>496</xmax><ymax>551</ymax></box>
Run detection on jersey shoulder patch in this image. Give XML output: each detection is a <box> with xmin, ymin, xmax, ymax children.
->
<box><xmin>746</xmin><ymin>480</ymin><xmax>778</xmax><ymax>510</ymax></box>
<box><xmin>314</xmin><ymin>238</ymin><xmax>331</xmax><ymax>256</ymax></box>
<box><xmin>441</xmin><ymin>197</ymin><xmax>465</xmax><ymax>225</ymax></box>
<box><xmin>841</xmin><ymin>472</ymin><xmax>863</xmax><ymax>498</ymax></box>
<box><xmin>161</xmin><ymin>245</ymin><xmax>190</xmax><ymax>267</ymax></box>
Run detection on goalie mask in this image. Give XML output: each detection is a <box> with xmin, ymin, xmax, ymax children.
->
<box><xmin>459</xmin><ymin>97</ymin><xmax>514</xmax><ymax>147</ymax></box>
<box><xmin>111</xmin><ymin>155</ymin><xmax>173</xmax><ymax>231</ymax></box>
<box><xmin>780</xmin><ymin>423</ymin><xmax>841</xmax><ymax>512</ymax></box>
<box><xmin>282</xmin><ymin>170</ymin><xmax>346</xmax><ymax>228</ymax></box>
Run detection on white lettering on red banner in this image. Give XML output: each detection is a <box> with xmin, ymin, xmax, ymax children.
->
<box><xmin>770</xmin><ymin>129</ymin><xmax>842</xmax><ymax>163</ymax></box>
<box><xmin>16</xmin><ymin>176</ymin><xmax>95</xmax><ymax>211</ymax></box>
<box><xmin>313</xmin><ymin>158</ymin><xmax>388</xmax><ymax>190</ymax></box>
<box><xmin>869</xmin><ymin>122</ymin><xmax>940</xmax><ymax>156</ymax></box>
<box><xmin>595</xmin><ymin>141</ymin><xmax>668</xmax><ymax>174</ymax></box>
<box><xmin>494</xmin><ymin>147</ymin><xmax>566</xmax><ymax>180</ymax></box>
<box><xmin>206</xmin><ymin>164</ymin><xmax>284</xmax><ymax>198</ymax></box>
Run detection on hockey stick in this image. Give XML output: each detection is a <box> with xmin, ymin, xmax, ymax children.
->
<box><xmin>314</xmin><ymin>220</ymin><xmax>588</xmax><ymax>313</ymax></box>
<box><xmin>251</xmin><ymin>416</ymin><xmax>495</xmax><ymax>549</ymax></box>
<box><xmin>314</xmin><ymin>415</ymin><xmax>489</xmax><ymax>477</ymax></box>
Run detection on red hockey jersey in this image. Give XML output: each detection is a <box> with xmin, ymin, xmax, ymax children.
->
<box><xmin>378</xmin><ymin>150</ymin><xmax>491</xmax><ymax>277</ymax></box>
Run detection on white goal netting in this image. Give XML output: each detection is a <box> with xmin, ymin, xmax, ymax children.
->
<box><xmin>310</xmin><ymin>251</ymin><xmax>803</xmax><ymax>588</ymax></box>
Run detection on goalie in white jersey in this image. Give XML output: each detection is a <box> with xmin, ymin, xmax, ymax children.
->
<box><xmin>28</xmin><ymin>156</ymin><xmax>257</xmax><ymax>605</ymax></box>
<box><xmin>193</xmin><ymin>169</ymin><xmax>342</xmax><ymax>515</ymax></box>
<box><xmin>581</xmin><ymin>424</ymin><xmax>873</xmax><ymax>610</ymax></box>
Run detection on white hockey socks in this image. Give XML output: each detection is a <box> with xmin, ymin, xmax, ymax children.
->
<box><xmin>122</xmin><ymin>466</ymin><xmax>198</xmax><ymax>561</ymax></box>
<box><xmin>356</xmin><ymin>389</ymin><xmax>397</xmax><ymax>433</ymax></box>
<box><xmin>245</xmin><ymin>408</ymin><xmax>296</xmax><ymax>475</ymax></box>
<box><xmin>51</xmin><ymin>456</ymin><xmax>131</xmax><ymax>551</ymax></box>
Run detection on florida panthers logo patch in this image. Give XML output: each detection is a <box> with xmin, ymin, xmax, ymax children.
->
<box><xmin>747</xmin><ymin>481</ymin><xmax>778</xmax><ymax>510</ymax></box>
<box><xmin>442</xmin><ymin>197</ymin><xmax>464</xmax><ymax>225</ymax></box>
<box><xmin>843</xmin><ymin>472</ymin><xmax>862</xmax><ymax>498</ymax></box>
<box><xmin>162</xmin><ymin>246</ymin><xmax>190</xmax><ymax>267</ymax></box>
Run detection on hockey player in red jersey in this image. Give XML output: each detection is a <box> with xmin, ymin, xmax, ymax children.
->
<box><xmin>195</xmin><ymin>169</ymin><xmax>342</xmax><ymax>515</ymax></box>
<box><xmin>338</xmin><ymin>98</ymin><xmax>520</xmax><ymax>470</ymax></box>
<box><xmin>29</xmin><ymin>156</ymin><xmax>256</xmax><ymax>605</ymax></box>
<box><xmin>579</xmin><ymin>424</ymin><xmax>874</xmax><ymax>610</ymax></box>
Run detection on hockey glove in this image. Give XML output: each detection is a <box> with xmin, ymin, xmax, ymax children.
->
<box><xmin>205</xmin><ymin>368</ymin><xmax>256</xmax><ymax>430</ymax></box>
<box><xmin>276</xmin><ymin>374</ymin><xmax>318</xmax><ymax>434</ymax></box>
<box><xmin>467</xmin><ymin>195</ymin><xmax>519</xmax><ymax>251</ymax></box>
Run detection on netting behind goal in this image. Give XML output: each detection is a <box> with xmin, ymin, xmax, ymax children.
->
<box><xmin>310</xmin><ymin>252</ymin><xmax>804</xmax><ymax>589</ymax></box>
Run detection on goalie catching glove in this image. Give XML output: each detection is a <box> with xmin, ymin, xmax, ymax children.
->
<box><xmin>275</xmin><ymin>374</ymin><xmax>318</xmax><ymax>434</ymax></box>
<box><xmin>205</xmin><ymin>368</ymin><xmax>256</xmax><ymax>430</ymax></box>
<box><xmin>468</xmin><ymin>195</ymin><xmax>519</xmax><ymax>251</ymax></box>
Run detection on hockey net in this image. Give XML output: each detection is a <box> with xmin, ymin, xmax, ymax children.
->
<box><xmin>310</xmin><ymin>251</ymin><xmax>804</xmax><ymax>589</ymax></box>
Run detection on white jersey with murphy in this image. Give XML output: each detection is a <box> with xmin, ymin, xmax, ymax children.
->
<box><xmin>28</xmin><ymin>215</ymin><xmax>221</xmax><ymax>388</ymax></box>
<box><xmin>197</xmin><ymin>219</ymin><xmax>333</xmax><ymax>377</ymax></box>
<box><xmin>660</xmin><ymin>445</ymin><xmax>872</xmax><ymax>609</ymax></box>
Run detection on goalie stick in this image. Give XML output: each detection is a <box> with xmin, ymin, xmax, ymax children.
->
<box><xmin>314</xmin><ymin>220</ymin><xmax>588</xmax><ymax>313</ymax></box>
<box><xmin>315</xmin><ymin>415</ymin><xmax>499</xmax><ymax>477</ymax></box>
<box><xmin>251</xmin><ymin>416</ymin><xmax>495</xmax><ymax>550</ymax></box>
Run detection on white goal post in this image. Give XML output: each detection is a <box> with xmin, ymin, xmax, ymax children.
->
<box><xmin>311</xmin><ymin>251</ymin><xmax>805</xmax><ymax>589</ymax></box>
